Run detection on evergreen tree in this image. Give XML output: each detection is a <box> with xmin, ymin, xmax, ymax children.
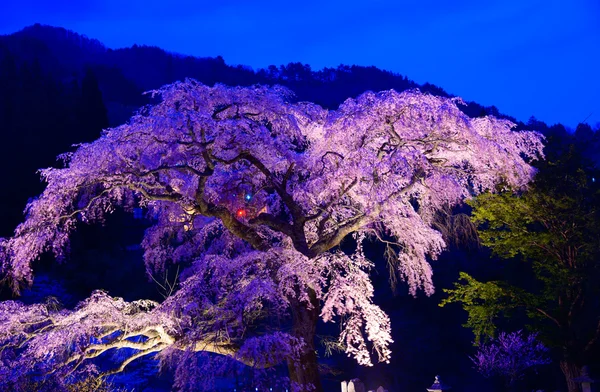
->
<box><xmin>442</xmin><ymin>141</ymin><xmax>600</xmax><ymax>392</ymax></box>
<box><xmin>78</xmin><ymin>67</ymin><xmax>108</xmax><ymax>140</ymax></box>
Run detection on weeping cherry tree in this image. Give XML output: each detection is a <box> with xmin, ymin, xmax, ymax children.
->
<box><xmin>0</xmin><ymin>80</ymin><xmax>543</xmax><ymax>391</ymax></box>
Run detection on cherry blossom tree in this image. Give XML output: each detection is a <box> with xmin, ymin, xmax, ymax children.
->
<box><xmin>472</xmin><ymin>331</ymin><xmax>550</xmax><ymax>389</ymax></box>
<box><xmin>0</xmin><ymin>80</ymin><xmax>543</xmax><ymax>391</ymax></box>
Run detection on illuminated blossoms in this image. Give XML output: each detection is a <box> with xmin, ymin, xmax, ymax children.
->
<box><xmin>0</xmin><ymin>80</ymin><xmax>543</xmax><ymax>390</ymax></box>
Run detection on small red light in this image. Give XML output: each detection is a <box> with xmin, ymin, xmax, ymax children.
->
<box><xmin>237</xmin><ymin>209</ymin><xmax>245</xmax><ymax>217</ymax></box>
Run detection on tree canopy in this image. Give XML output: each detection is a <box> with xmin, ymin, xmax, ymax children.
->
<box><xmin>0</xmin><ymin>80</ymin><xmax>543</xmax><ymax>391</ymax></box>
<box><xmin>471</xmin><ymin>331</ymin><xmax>550</xmax><ymax>387</ymax></box>
<box><xmin>442</xmin><ymin>144</ymin><xmax>600</xmax><ymax>392</ymax></box>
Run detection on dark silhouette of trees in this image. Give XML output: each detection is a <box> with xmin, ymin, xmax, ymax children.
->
<box><xmin>442</xmin><ymin>133</ymin><xmax>600</xmax><ymax>392</ymax></box>
<box><xmin>0</xmin><ymin>45</ymin><xmax>109</xmax><ymax>236</ymax></box>
<box><xmin>78</xmin><ymin>67</ymin><xmax>109</xmax><ymax>138</ymax></box>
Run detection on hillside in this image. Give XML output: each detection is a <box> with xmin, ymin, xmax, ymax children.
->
<box><xmin>1</xmin><ymin>24</ymin><xmax>511</xmax><ymax>125</ymax></box>
<box><xmin>3</xmin><ymin>23</ymin><xmax>600</xmax><ymax>234</ymax></box>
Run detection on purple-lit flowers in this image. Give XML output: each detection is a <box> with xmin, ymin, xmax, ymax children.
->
<box><xmin>471</xmin><ymin>330</ymin><xmax>550</xmax><ymax>386</ymax></box>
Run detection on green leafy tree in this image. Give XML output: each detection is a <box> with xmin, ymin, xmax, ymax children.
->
<box><xmin>442</xmin><ymin>145</ymin><xmax>600</xmax><ymax>392</ymax></box>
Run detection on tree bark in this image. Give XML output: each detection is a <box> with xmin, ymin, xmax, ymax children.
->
<box><xmin>560</xmin><ymin>361</ymin><xmax>581</xmax><ymax>392</ymax></box>
<box><xmin>287</xmin><ymin>290</ymin><xmax>323</xmax><ymax>392</ymax></box>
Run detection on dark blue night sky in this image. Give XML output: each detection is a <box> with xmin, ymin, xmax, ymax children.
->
<box><xmin>1</xmin><ymin>0</ymin><xmax>599</xmax><ymax>127</ymax></box>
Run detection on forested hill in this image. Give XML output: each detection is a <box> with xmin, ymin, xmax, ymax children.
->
<box><xmin>1</xmin><ymin>24</ymin><xmax>514</xmax><ymax>125</ymax></box>
<box><xmin>0</xmin><ymin>24</ymin><xmax>598</xmax><ymax>235</ymax></box>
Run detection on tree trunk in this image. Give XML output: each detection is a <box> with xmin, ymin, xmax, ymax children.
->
<box><xmin>560</xmin><ymin>361</ymin><xmax>581</xmax><ymax>392</ymax></box>
<box><xmin>287</xmin><ymin>290</ymin><xmax>323</xmax><ymax>392</ymax></box>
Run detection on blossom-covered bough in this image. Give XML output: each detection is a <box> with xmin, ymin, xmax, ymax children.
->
<box><xmin>471</xmin><ymin>331</ymin><xmax>550</xmax><ymax>386</ymax></box>
<box><xmin>0</xmin><ymin>80</ymin><xmax>543</xmax><ymax>391</ymax></box>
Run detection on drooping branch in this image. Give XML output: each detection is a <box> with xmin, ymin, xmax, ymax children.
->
<box><xmin>0</xmin><ymin>289</ymin><xmax>289</xmax><ymax>384</ymax></box>
<box><xmin>103</xmin><ymin>343</ymin><xmax>169</xmax><ymax>376</ymax></box>
<box><xmin>0</xmin><ymin>81</ymin><xmax>544</xmax><ymax>390</ymax></box>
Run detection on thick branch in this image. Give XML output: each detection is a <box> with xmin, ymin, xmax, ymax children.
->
<box><xmin>194</xmin><ymin>176</ymin><xmax>268</xmax><ymax>251</ymax></box>
<box><xmin>120</xmin><ymin>164</ymin><xmax>214</xmax><ymax>179</ymax></box>
<box><xmin>249</xmin><ymin>213</ymin><xmax>294</xmax><ymax>237</ymax></box>
<box><xmin>212</xmin><ymin>151</ymin><xmax>305</xmax><ymax>219</ymax></box>
<box><xmin>308</xmin><ymin>214</ymin><xmax>369</xmax><ymax>257</ymax></box>
<box><xmin>102</xmin><ymin>342</ymin><xmax>168</xmax><ymax>376</ymax></box>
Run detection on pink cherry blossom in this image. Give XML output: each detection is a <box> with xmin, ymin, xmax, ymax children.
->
<box><xmin>0</xmin><ymin>80</ymin><xmax>543</xmax><ymax>390</ymax></box>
